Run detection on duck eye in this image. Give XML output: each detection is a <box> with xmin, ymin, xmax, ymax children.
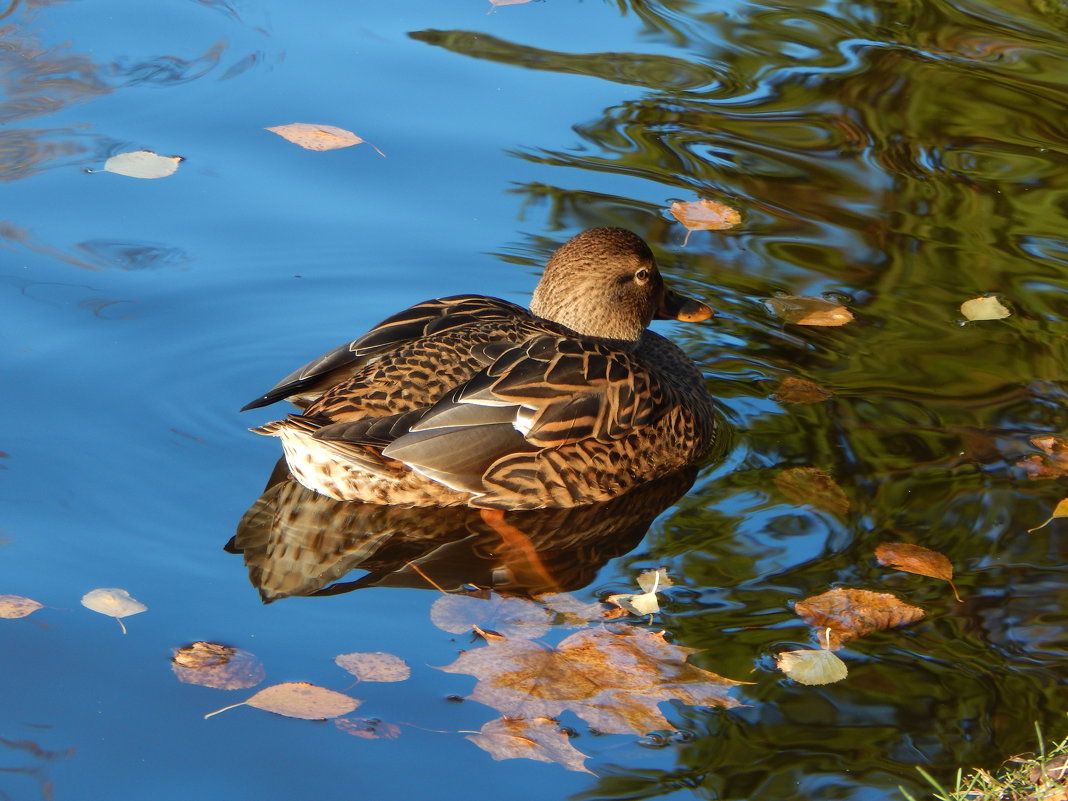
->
<box><xmin>634</xmin><ymin>268</ymin><xmax>650</xmax><ymax>283</ymax></box>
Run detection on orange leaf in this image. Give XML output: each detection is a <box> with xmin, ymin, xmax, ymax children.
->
<box><xmin>670</xmin><ymin>199</ymin><xmax>741</xmax><ymax>245</ymax></box>
<box><xmin>0</xmin><ymin>594</ymin><xmax>42</xmax><ymax>619</ymax></box>
<box><xmin>265</xmin><ymin>123</ymin><xmax>386</xmax><ymax>155</ymax></box>
<box><xmin>794</xmin><ymin>587</ymin><xmax>924</xmax><ymax>650</ymax></box>
<box><xmin>765</xmin><ymin>295</ymin><xmax>854</xmax><ymax>326</ymax></box>
<box><xmin>874</xmin><ymin>542</ymin><xmax>960</xmax><ymax>601</ymax></box>
<box><xmin>772</xmin><ymin>377</ymin><xmax>834</xmax><ymax>405</ymax></box>
<box><xmin>204</xmin><ymin>682</ymin><xmax>359</xmax><ymax>720</ymax></box>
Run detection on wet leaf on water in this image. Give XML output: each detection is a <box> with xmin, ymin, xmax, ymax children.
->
<box><xmin>776</xmin><ymin>649</ymin><xmax>848</xmax><ymax>685</ymax></box>
<box><xmin>488</xmin><ymin>0</ymin><xmax>534</xmax><ymax>8</ymax></box>
<box><xmin>102</xmin><ymin>150</ymin><xmax>183</xmax><ymax>179</ymax></box>
<box><xmin>204</xmin><ymin>682</ymin><xmax>360</xmax><ymax>720</ymax></box>
<box><xmin>0</xmin><ymin>595</ymin><xmax>43</xmax><ymax>619</ymax></box>
<box><xmin>439</xmin><ymin>626</ymin><xmax>747</xmax><ymax>735</ymax></box>
<box><xmin>1017</xmin><ymin>436</ymin><xmax>1068</xmax><ymax>480</ymax></box>
<box><xmin>774</xmin><ymin>466</ymin><xmax>850</xmax><ymax>515</ymax></box>
<box><xmin>606</xmin><ymin>569</ymin><xmax>672</xmax><ymax>617</ymax></box>
<box><xmin>875</xmin><ymin>542</ymin><xmax>961</xmax><ymax>602</ymax></box>
<box><xmin>171</xmin><ymin>642</ymin><xmax>265</xmax><ymax>690</ymax></box>
<box><xmin>794</xmin><ymin>588</ymin><xmax>925</xmax><ymax>650</ymax></box>
<box><xmin>1027</xmin><ymin>498</ymin><xmax>1068</xmax><ymax>533</ymax></box>
<box><xmin>334</xmin><ymin>651</ymin><xmax>410</xmax><ymax>683</ymax></box>
<box><xmin>535</xmin><ymin>592</ymin><xmax>606</xmax><ymax>627</ymax></box>
<box><xmin>81</xmin><ymin>588</ymin><xmax>147</xmax><ymax>634</ymax></box>
<box><xmin>670</xmin><ymin>199</ymin><xmax>742</xmax><ymax>245</ymax></box>
<box><xmin>772</xmin><ymin>376</ymin><xmax>834</xmax><ymax>405</ymax></box>
<box><xmin>430</xmin><ymin>592</ymin><xmax>553</xmax><ymax>639</ymax></box>
<box><xmin>960</xmin><ymin>295</ymin><xmax>1011</xmax><ymax>321</ymax></box>
<box><xmin>467</xmin><ymin>717</ymin><xmax>592</xmax><ymax>774</ymax></box>
<box><xmin>765</xmin><ymin>295</ymin><xmax>854</xmax><ymax>326</ymax></box>
<box><xmin>265</xmin><ymin>123</ymin><xmax>386</xmax><ymax>156</ymax></box>
<box><xmin>335</xmin><ymin>717</ymin><xmax>402</xmax><ymax>739</ymax></box>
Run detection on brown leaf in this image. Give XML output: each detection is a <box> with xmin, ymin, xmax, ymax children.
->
<box><xmin>875</xmin><ymin>542</ymin><xmax>961</xmax><ymax>601</ymax></box>
<box><xmin>335</xmin><ymin>717</ymin><xmax>401</xmax><ymax>739</ymax></box>
<box><xmin>774</xmin><ymin>467</ymin><xmax>850</xmax><ymax>515</ymax></box>
<box><xmin>204</xmin><ymin>682</ymin><xmax>360</xmax><ymax>720</ymax></box>
<box><xmin>1017</xmin><ymin>437</ymin><xmax>1068</xmax><ymax>480</ymax></box>
<box><xmin>670</xmin><ymin>199</ymin><xmax>742</xmax><ymax>245</ymax></box>
<box><xmin>439</xmin><ymin>626</ymin><xmax>745</xmax><ymax>735</ymax></box>
<box><xmin>335</xmin><ymin>652</ymin><xmax>410</xmax><ymax>682</ymax></box>
<box><xmin>1027</xmin><ymin>498</ymin><xmax>1068</xmax><ymax>532</ymax></box>
<box><xmin>772</xmin><ymin>376</ymin><xmax>834</xmax><ymax>405</ymax></box>
<box><xmin>265</xmin><ymin>123</ymin><xmax>386</xmax><ymax>155</ymax></box>
<box><xmin>765</xmin><ymin>295</ymin><xmax>854</xmax><ymax>326</ymax></box>
<box><xmin>467</xmin><ymin>717</ymin><xmax>592</xmax><ymax>773</ymax></box>
<box><xmin>430</xmin><ymin>592</ymin><xmax>552</xmax><ymax>639</ymax></box>
<box><xmin>0</xmin><ymin>594</ymin><xmax>42</xmax><ymax>619</ymax></box>
<box><xmin>171</xmin><ymin>642</ymin><xmax>265</xmax><ymax>690</ymax></box>
<box><xmin>794</xmin><ymin>588</ymin><xmax>925</xmax><ymax>650</ymax></box>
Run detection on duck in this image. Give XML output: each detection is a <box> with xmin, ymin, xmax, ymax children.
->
<box><xmin>241</xmin><ymin>227</ymin><xmax>717</xmax><ymax>510</ymax></box>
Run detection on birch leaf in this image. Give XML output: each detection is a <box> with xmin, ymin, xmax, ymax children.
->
<box><xmin>171</xmin><ymin>642</ymin><xmax>265</xmax><ymax>690</ymax></box>
<box><xmin>81</xmin><ymin>588</ymin><xmax>147</xmax><ymax>634</ymax></box>
<box><xmin>776</xmin><ymin>649</ymin><xmax>848</xmax><ymax>685</ymax></box>
<box><xmin>670</xmin><ymin>199</ymin><xmax>741</xmax><ymax>245</ymax></box>
<box><xmin>961</xmin><ymin>295</ymin><xmax>1011</xmax><ymax>321</ymax></box>
<box><xmin>335</xmin><ymin>652</ymin><xmax>410</xmax><ymax>682</ymax></box>
<box><xmin>874</xmin><ymin>542</ymin><xmax>961</xmax><ymax>601</ymax></box>
<box><xmin>0</xmin><ymin>595</ymin><xmax>43</xmax><ymax>619</ymax></box>
<box><xmin>103</xmin><ymin>150</ymin><xmax>183</xmax><ymax>179</ymax></box>
<box><xmin>204</xmin><ymin>682</ymin><xmax>359</xmax><ymax>720</ymax></box>
<box><xmin>266</xmin><ymin>123</ymin><xmax>385</xmax><ymax>155</ymax></box>
<box><xmin>1027</xmin><ymin>498</ymin><xmax>1068</xmax><ymax>532</ymax></box>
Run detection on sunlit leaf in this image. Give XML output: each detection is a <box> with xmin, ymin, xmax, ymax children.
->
<box><xmin>204</xmin><ymin>682</ymin><xmax>360</xmax><ymax>720</ymax></box>
<box><xmin>765</xmin><ymin>295</ymin><xmax>854</xmax><ymax>326</ymax></box>
<box><xmin>335</xmin><ymin>651</ymin><xmax>410</xmax><ymax>682</ymax></box>
<box><xmin>103</xmin><ymin>150</ymin><xmax>183</xmax><ymax>179</ymax></box>
<box><xmin>670</xmin><ymin>199</ymin><xmax>741</xmax><ymax>245</ymax></box>
<box><xmin>772</xmin><ymin>376</ymin><xmax>834</xmax><ymax>404</ymax></box>
<box><xmin>606</xmin><ymin>569</ymin><xmax>672</xmax><ymax>616</ymax></box>
<box><xmin>439</xmin><ymin>626</ymin><xmax>746</xmax><ymax>735</ymax></box>
<box><xmin>1017</xmin><ymin>436</ymin><xmax>1068</xmax><ymax>479</ymax></box>
<box><xmin>265</xmin><ymin>123</ymin><xmax>385</xmax><ymax>155</ymax></box>
<box><xmin>875</xmin><ymin>542</ymin><xmax>961</xmax><ymax>602</ymax></box>
<box><xmin>961</xmin><ymin>295</ymin><xmax>1011</xmax><ymax>321</ymax></box>
<box><xmin>467</xmin><ymin>717</ymin><xmax>592</xmax><ymax>774</ymax></box>
<box><xmin>171</xmin><ymin>642</ymin><xmax>265</xmax><ymax>690</ymax></box>
<box><xmin>430</xmin><ymin>592</ymin><xmax>552</xmax><ymax>639</ymax></box>
<box><xmin>776</xmin><ymin>649</ymin><xmax>848</xmax><ymax>685</ymax></box>
<box><xmin>794</xmin><ymin>588</ymin><xmax>924</xmax><ymax>650</ymax></box>
<box><xmin>1027</xmin><ymin>498</ymin><xmax>1068</xmax><ymax>532</ymax></box>
<box><xmin>774</xmin><ymin>466</ymin><xmax>850</xmax><ymax>515</ymax></box>
<box><xmin>81</xmin><ymin>588</ymin><xmax>147</xmax><ymax>634</ymax></box>
<box><xmin>335</xmin><ymin>717</ymin><xmax>402</xmax><ymax>739</ymax></box>
<box><xmin>0</xmin><ymin>595</ymin><xmax>42</xmax><ymax>619</ymax></box>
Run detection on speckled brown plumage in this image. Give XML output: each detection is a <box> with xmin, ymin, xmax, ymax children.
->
<box><xmin>244</xmin><ymin>227</ymin><xmax>717</xmax><ymax>509</ymax></box>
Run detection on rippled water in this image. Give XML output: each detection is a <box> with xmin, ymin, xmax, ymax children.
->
<box><xmin>3</xmin><ymin>0</ymin><xmax>1067</xmax><ymax>799</ymax></box>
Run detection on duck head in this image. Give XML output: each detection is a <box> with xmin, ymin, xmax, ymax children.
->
<box><xmin>529</xmin><ymin>227</ymin><xmax>712</xmax><ymax>342</ymax></box>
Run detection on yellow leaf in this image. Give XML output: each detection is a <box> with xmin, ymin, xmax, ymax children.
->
<box><xmin>961</xmin><ymin>295</ymin><xmax>1011</xmax><ymax>321</ymax></box>
<box><xmin>265</xmin><ymin>123</ymin><xmax>386</xmax><ymax>155</ymax></box>
<box><xmin>81</xmin><ymin>588</ymin><xmax>147</xmax><ymax>634</ymax></box>
<box><xmin>0</xmin><ymin>594</ymin><xmax>42</xmax><ymax>619</ymax></box>
<box><xmin>1027</xmin><ymin>498</ymin><xmax>1068</xmax><ymax>532</ymax></box>
<box><xmin>103</xmin><ymin>150</ymin><xmax>183</xmax><ymax>179</ymax></box>
<box><xmin>670</xmin><ymin>199</ymin><xmax>741</xmax><ymax>245</ymax></box>
<box><xmin>765</xmin><ymin>295</ymin><xmax>853</xmax><ymax>326</ymax></box>
<box><xmin>204</xmin><ymin>682</ymin><xmax>360</xmax><ymax>720</ymax></box>
<box><xmin>776</xmin><ymin>649</ymin><xmax>848</xmax><ymax>685</ymax></box>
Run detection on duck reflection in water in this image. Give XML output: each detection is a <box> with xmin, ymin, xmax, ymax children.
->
<box><xmin>228</xmin><ymin>461</ymin><xmax>696</xmax><ymax>602</ymax></box>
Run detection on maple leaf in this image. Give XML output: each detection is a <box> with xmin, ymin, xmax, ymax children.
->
<box><xmin>439</xmin><ymin>626</ymin><xmax>745</xmax><ymax>735</ymax></box>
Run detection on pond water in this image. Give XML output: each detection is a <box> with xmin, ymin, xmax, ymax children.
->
<box><xmin>3</xmin><ymin>0</ymin><xmax>1067</xmax><ymax>798</ymax></box>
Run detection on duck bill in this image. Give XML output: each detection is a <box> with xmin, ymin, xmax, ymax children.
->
<box><xmin>656</xmin><ymin>288</ymin><xmax>713</xmax><ymax>322</ymax></box>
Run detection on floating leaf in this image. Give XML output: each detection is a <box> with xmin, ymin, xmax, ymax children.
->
<box><xmin>776</xmin><ymin>649</ymin><xmax>848</xmax><ymax>685</ymax></box>
<box><xmin>335</xmin><ymin>652</ymin><xmax>410</xmax><ymax>683</ymax></box>
<box><xmin>430</xmin><ymin>592</ymin><xmax>552</xmax><ymax>639</ymax></box>
<box><xmin>0</xmin><ymin>595</ymin><xmax>42</xmax><ymax>619</ymax></box>
<box><xmin>774</xmin><ymin>467</ymin><xmax>850</xmax><ymax>515</ymax></box>
<box><xmin>536</xmin><ymin>593</ymin><xmax>607</xmax><ymax>627</ymax></box>
<box><xmin>265</xmin><ymin>123</ymin><xmax>385</xmax><ymax>155</ymax></box>
<box><xmin>204</xmin><ymin>682</ymin><xmax>359</xmax><ymax>720</ymax></box>
<box><xmin>606</xmin><ymin>569</ymin><xmax>672</xmax><ymax>617</ymax></box>
<box><xmin>1027</xmin><ymin>498</ymin><xmax>1068</xmax><ymax>533</ymax></box>
<box><xmin>467</xmin><ymin>717</ymin><xmax>592</xmax><ymax>774</ymax></box>
<box><xmin>772</xmin><ymin>377</ymin><xmax>834</xmax><ymax>405</ymax></box>
<box><xmin>670</xmin><ymin>199</ymin><xmax>742</xmax><ymax>245</ymax></box>
<box><xmin>794</xmin><ymin>588</ymin><xmax>924</xmax><ymax>650</ymax></box>
<box><xmin>765</xmin><ymin>295</ymin><xmax>854</xmax><ymax>326</ymax></box>
<box><xmin>439</xmin><ymin>626</ymin><xmax>746</xmax><ymax>735</ymax></box>
<box><xmin>961</xmin><ymin>295</ymin><xmax>1011</xmax><ymax>321</ymax></box>
<box><xmin>81</xmin><ymin>588</ymin><xmax>147</xmax><ymax>634</ymax></box>
<box><xmin>875</xmin><ymin>542</ymin><xmax>961</xmax><ymax>602</ymax></box>
<box><xmin>335</xmin><ymin>717</ymin><xmax>402</xmax><ymax>739</ymax></box>
<box><xmin>171</xmin><ymin>642</ymin><xmax>265</xmax><ymax>690</ymax></box>
<box><xmin>1017</xmin><ymin>436</ymin><xmax>1068</xmax><ymax>480</ymax></box>
<box><xmin>102</xmin><ymin>150</ymin><xmax>183</xmax><ymax>179</ymax></box>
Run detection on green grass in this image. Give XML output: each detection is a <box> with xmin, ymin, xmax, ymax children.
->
<box><xmin>902</xmin><ymin>724</ymin><xmax>1068</xmax><ymax>801</ymax></box>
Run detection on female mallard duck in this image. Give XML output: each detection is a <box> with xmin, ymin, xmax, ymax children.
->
<box><xmin>242</xmin><ymin>227</ymin><xmax>717</xmax><ymax>510</ymax></box>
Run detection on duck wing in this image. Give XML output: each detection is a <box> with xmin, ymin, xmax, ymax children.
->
<box><xmin>313</xmin><ymin>334</ymin><xmax>662</xmax><ymax>494</ymax></box>
<box><xmin>241</xmin><ymin>295</ymin><xmax>528</xmax><ymax>411</ymax></box>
